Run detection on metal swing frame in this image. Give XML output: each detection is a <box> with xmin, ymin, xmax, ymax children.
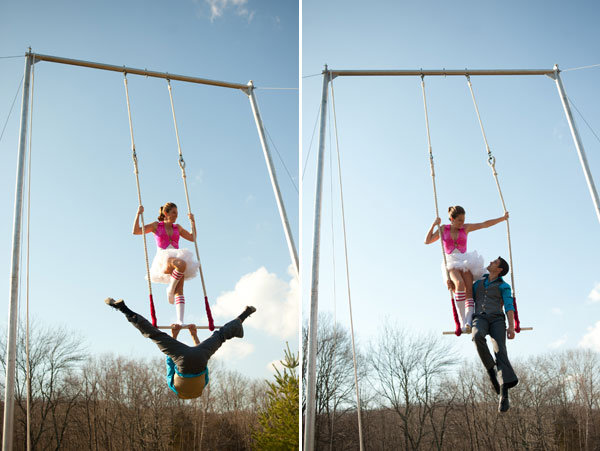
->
<box><xmin>3</xmin><ymin>50</ymin><xmax>298</xmax><ymax>450</ymax></box>
<box><xmin>304</xmin><ymin>65</ymin><xmax>600</xmax><ymax>451</ymax></box>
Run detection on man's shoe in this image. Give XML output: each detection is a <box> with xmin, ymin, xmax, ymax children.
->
<box><xmin>238</xmin><ymin>306</ymin><xmax>256</xmax><ymax>322</ymax></box>
<box><xmin>104</xmin><ymin>298</ymin><xmax>133</xmax><ymax>316</ymax></box>
<box><xmin>487</xmin><ymin>367</ymin><xmax>500</xmax><ymax>395</ymax></box>
<box><xmin>498</xmin><ymin>386</ymin><xmax>510</xmax><ymax>412</ymax></box>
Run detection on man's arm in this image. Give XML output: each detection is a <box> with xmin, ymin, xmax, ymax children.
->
<box><xmin>506</xmin><ymin>310</ymin><xmax>515</xmax><ymax>339</ymax></box>
<box><xmin>189</xmin><ymin>324</ymin><xmax>200</xmax><ymax>346</ymax></box>
<box><xmin>171</xmin><ymin>324</ymin><xmax>182</xmax><ymax>340</ymax></box>
<box><xmin>501</xmin><ymin>283</ymin><xmax>515</xmax><ymax>339</ymax></box>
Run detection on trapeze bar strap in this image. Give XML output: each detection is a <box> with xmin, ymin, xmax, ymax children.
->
<box><xmin>442</xmin><ymin>327</ymin><xmax>533</xmax><ymax>335</ymax></box>
<box><xmin>157</xmin><ymin>324</ymin><xmax>221</xmax><ymax>330</ymax></box>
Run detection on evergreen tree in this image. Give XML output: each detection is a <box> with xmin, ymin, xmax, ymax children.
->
<box><xmin>252</xmin><ymin>343</ymin><xmax>299</xmax><ymax>450</ymax></box>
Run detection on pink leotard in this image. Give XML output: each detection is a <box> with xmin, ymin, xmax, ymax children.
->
<box><xmin>154</xmin><ymin>222</ymin><xmax>180</xmax><ymax>249</ymax></box>
<box><xmin>442</xmin><ymin>225</ymin><xmax>467</xmax><ymax>254</ymax></box>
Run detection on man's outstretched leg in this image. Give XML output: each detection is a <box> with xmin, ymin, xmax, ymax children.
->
<box><xmin>182</xmin><ymin>306</ymin><xmax>257</xmax><ymax>374</ymax></box>
<box><xmin>104</xmin><ymin>298</ymin><xmax>188</xmax><ymax>362</ymax></box>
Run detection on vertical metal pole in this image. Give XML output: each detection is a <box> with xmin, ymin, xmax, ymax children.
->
<box><xmin>304</xmin><ymin>67</ymin><xmax>330</xmax><ymax>451</ymax></box>
<box><xmin>553</xmin><ymin>65</ymin><xmax>600</xmax><ymax>224</ymax></box>
<box><xmin>247</xmin><ymin>82</ymin><xmax>299</xmax><ymax>274</ymax></box>
<box><xmin>3</xmin><ymin>52</ymin><xmax>33</xmax><ymax>451</ymax></box>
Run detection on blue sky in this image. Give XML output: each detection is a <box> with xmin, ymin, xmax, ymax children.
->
<box><xmin>302</xmin><ymin>0</ymin><xmax>600</xmax><ymax>365</ymax></box>
<box><xmin>0</xmin><ymin>0</ymin><xmax>298</xmax><ymax>380</ymax></box>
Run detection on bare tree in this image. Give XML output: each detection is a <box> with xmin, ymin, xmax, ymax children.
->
<box><xmin>368</xmin><ymin>323</ymin><xmax>457</xmax><ymax>450</ymax></box>
<box><xmin>0</xmin><ymin>321</ymin><xmax>86</xmax><ymax>449</ymax></box>
<box><xmin>302</xmin><ymin>313</ymin><xmax>367</xmax><ymax>449</ymax></box>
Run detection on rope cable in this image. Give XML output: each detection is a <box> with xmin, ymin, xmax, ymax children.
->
<box><xmin>166</xmin><ymin>79</ymin><xmax>214</xmax><ymax>330</ymax></box>
<box><xmin>421</xmin><ymin>76</ymin><xmax>462</xmax><ymax>336</ymax></box>
<box><xmin>123</xmin><ymin>74</ymin><xmax>157</xmax><ymax>326</ymax></box>
<box><xmin>302</xmin><ymin>101</ymin><xmax>322</xmax><ymax>181</ymax></box>
<box><xmin>0</xmin><ymin>74</ymin><xmax>24</xmax><ymax>145</ymax></box>
<box><xmin>466</xmin><ymin>76</ymin><xmax>520</xmax><ymax>332</ymax></box>
<box><xmin>567</xmin><ymin>95</ymin><xmax>600</xmax><ymax>145</ymax></box>
<box><xmin>25</xmin><ymin>59</ymin><xmax>35</xmax><ymax>451</ymax></box>
<box><xmin>264</xmin><ymin>126</ymin><xmax>298</xmax><ymax>194</ymax></box>
<box><xmin>330</xmin><ymin>76</ymin><xmax>365</xmax><ymax>451</ymax></box>
<box><xmin>563</xmin><ymin>63</ymin><xmax>600</xmax><ymax>72</ymax></box>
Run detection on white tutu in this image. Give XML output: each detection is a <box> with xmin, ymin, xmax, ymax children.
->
<box><xmin>441</xmin><ymin>249</ymin><xmax>485</xmax><ymax>282</ymax></box>
<box><xmin>149</xmin><ymin>247</ymin><xmax>199</xmax><ymax>284</ymax></box>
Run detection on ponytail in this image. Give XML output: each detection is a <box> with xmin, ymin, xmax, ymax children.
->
<box><xmin>158</xmin><ymin>202</ymin><xmax>177</xmax><ymax>221</ymax></box>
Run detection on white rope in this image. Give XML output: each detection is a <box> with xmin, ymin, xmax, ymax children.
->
<box><xmin>123</xmin><ymin>75</ymin><xmax>154</xmax><ymax>298</ymax></box>
<box><xmin>330</xmin><ymin>76</ymin><xmax>364</xmax><ymax>451</ymax></box>
<box><xmin>166</xmin><ymin>80</ymin><xmax>209</xmax><ymax>301</ymax></box>
<box><xmin>563</xmin><ymin>63</ymin><xmax>600</xmax><ymax>72</ymax></box>
<box><xmin>421</xmin><ymin>77</ymin><xmax>451</xmax><ymax>282</ymax></box>
<box><xmin>25</xmin><ymin>59</ymin><xmax>35</xmax><ymax>451</ymax></box>
<box><xmin>466</xmin><ymin>76</ymin><xmax>516</xmax><ymax>296</ymax></box>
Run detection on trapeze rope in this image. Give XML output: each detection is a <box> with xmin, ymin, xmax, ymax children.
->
<box><xmin>123</xmin><ymin>74</ymin><xmax>157</xmax><ymax>327</ymax></box>
<box><xmin>302</xmin><ymin>101</ymin><xmax>322</xmax><ymax>181</ymax></box>
<box><xmin>0</xmin><ymin>74</ymin><xmax>24</xmax><ymax>144</ymax></box>
<box><xmin>466</xmin><ymin>75</ymin><xmax>521</xmax><ymax>333</ymax></box>
<box><xmin>166</xmin><ymin>79</ymin><xmax>214</xmax><ymax>331</ymax></box>
<box><xmin>330</xmin><ymin>75</ymin><xmax>365</xmax><ymax>451</ymax></box>
<box><xmin>420</xmin><ymin>76</ymin><xmax>463</xmax><ymax>336</ymax></box>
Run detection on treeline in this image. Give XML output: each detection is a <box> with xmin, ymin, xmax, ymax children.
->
<box><xmin>303</xmin><ymin>314</ymin><xmax>600</xmax><ymax>450</ymax></box>
<box><xmin>0</xmin><ymin>323</ymin><xmax>298</xmax><ymax>450</ymax></box>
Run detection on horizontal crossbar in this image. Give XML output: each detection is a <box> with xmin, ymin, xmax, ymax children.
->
<box><xmin>442</xmin><ymin>326</ymin><xmax>533</xmax><ymax>335</ymax></box>
<box><xmin>329</xmin><ymin>69</ymin><xmax>555</xmax><ymax>77</ymax></box>
<box><xmin>157</xmin><ymin>324</ymin><xmax>221</xmax><ymax>330</ymax></box>
<box><xmin>29</xmin><ymin>52</ymin><xmax>250</xmax><ymax>91</ymax></box>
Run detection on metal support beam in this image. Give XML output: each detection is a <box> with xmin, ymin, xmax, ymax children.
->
<box><xmin>304</xmin><ymin>67</ymin><xmax>330</xmax><ymax>451</ymax></box>
<box><xmin>3</xmin><ymin>52</ymin><xmax>33</xmax><ymax>451</ymax></box>
<box><xmin>29</xmin><ymin>52</ymin><xmax>249</xmax><ymax>91</ymax></box>
<box><xmin>552</xmin><ymin>65</ymin><xmax>600</xmax><ymax>224</ymax></box>
<box><xmin>247</xmin><ymin>82</ymin><xmax>299</xmax><ymax>274</ymax></box>
<box><xmin>329</xmin><ymin>68</ymin><xmax>555</xmax><ymax>77</ymax></box>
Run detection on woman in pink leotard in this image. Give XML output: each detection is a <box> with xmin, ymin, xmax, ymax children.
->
<box><xmin>425</xmin><ymin>205</ymin><xmax>508</xmax><ymax>332</ymax></box>
<box><xmin>133</xmin><ymin>202</ymin><xmax>199</xmax><ymax>324</ymax></box>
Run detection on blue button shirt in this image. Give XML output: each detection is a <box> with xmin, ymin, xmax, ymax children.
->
<box><xmin>473</xmin><ymin>274</ymin><xmax>514</xmax><ymax>313</ymax></box>
<box><xmin>166</xmin><ymin>357</ymin><xmax>209</xmax><ymax>396</ymax></box>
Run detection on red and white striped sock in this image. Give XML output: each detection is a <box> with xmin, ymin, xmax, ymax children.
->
<box><xmin>175</xmin><ymin>295</ymin><xmax>185</xmax><ymax>324</ymax></box>
<box><xmin>167</xmin><ymin>270</ymin><xmax>184</xmax><ymax>304</ymax></box>
<box><xmin>454</xmin><ymin>291</ymin><xmax>466</xmax><ymax>326</ymax></box>
<box><xmin>465</xmin><ymin>298</ymin><xmax>475</xmax><ymax>327</ymax></box>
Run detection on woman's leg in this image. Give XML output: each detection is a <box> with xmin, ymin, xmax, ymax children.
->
<box><xmin>174</xmin><ymin>278</ymin><xmax>185</xmax><ymax>324</ymax></box>
<box><xmin>449</xmin><ymin>269</ymin><xmax>467</xmax><ymax>328</ymax></box>
<box><xmin>463</xmin><ymin>270</ymin><xmax>474</xmax><ymax>331</ymax></box>
<box><xmin>166</xmin><ymin>258</ymin><xmax>187</xmax><ymax>304</ymax></box>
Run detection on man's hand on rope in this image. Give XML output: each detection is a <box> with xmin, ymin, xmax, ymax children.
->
<box><xmin>507</xmin><ymin>326</ymin><xmax>515</xmax><ymax>340</ymax></box>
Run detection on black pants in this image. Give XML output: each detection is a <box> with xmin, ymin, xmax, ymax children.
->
<box><xmin>472</xmin><ymin>313</ymin><xmax>518</xmax><ymax>388</ymax></box>
<box><xmin>125</xmin><ymin>311</ymin><xmax>239</xmax><ymax>374</ymax></box>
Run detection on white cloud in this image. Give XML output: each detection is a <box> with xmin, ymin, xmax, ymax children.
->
<box><xmin>588</xmin><ymin>283</ymin><xmax>600</xmax><ymax>303</ymax></box>
<box><xmin>205</xmin><ymin>0</ymin><xmax>255</xmax><ymax>22</ymax></box>
<box><xmin>579</xmin><ymin>321</ymin><xmax>600</xmax><ymax>352</ymax></box>
<box><xmin>213</xmin><ymin>340</ymin><xmax>255</xmax><ymax>361</ymax></box>
<box><xmin>549</xmin><ymin>334</ymin><xmax>567</xmax><ymax>349</ymax></box>
<box><xmin>212</xmin><ymin>265</ymin><xmax>298</xmax><ymax>339</ymax></box>
<box><xmin>551</xmin><ymin>307</ymin><xmax>563</xmax><ymax>316</ymax></box>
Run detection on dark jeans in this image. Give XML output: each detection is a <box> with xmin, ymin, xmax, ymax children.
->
<box><xmin>472</xmin><ymin>313</ymin><xmax>518</xmax><ymax>388</ymax></box>
<box><xmin>125</xmin><ymin>311</ymin><xmax>239</xmax><ymax>374</ymax></box>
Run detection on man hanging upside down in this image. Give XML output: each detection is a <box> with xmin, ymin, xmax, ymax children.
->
<box><xmin>105</xmin><ymin>298</ymin><xmax>256</xmax><ymax>399</ymax></box>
